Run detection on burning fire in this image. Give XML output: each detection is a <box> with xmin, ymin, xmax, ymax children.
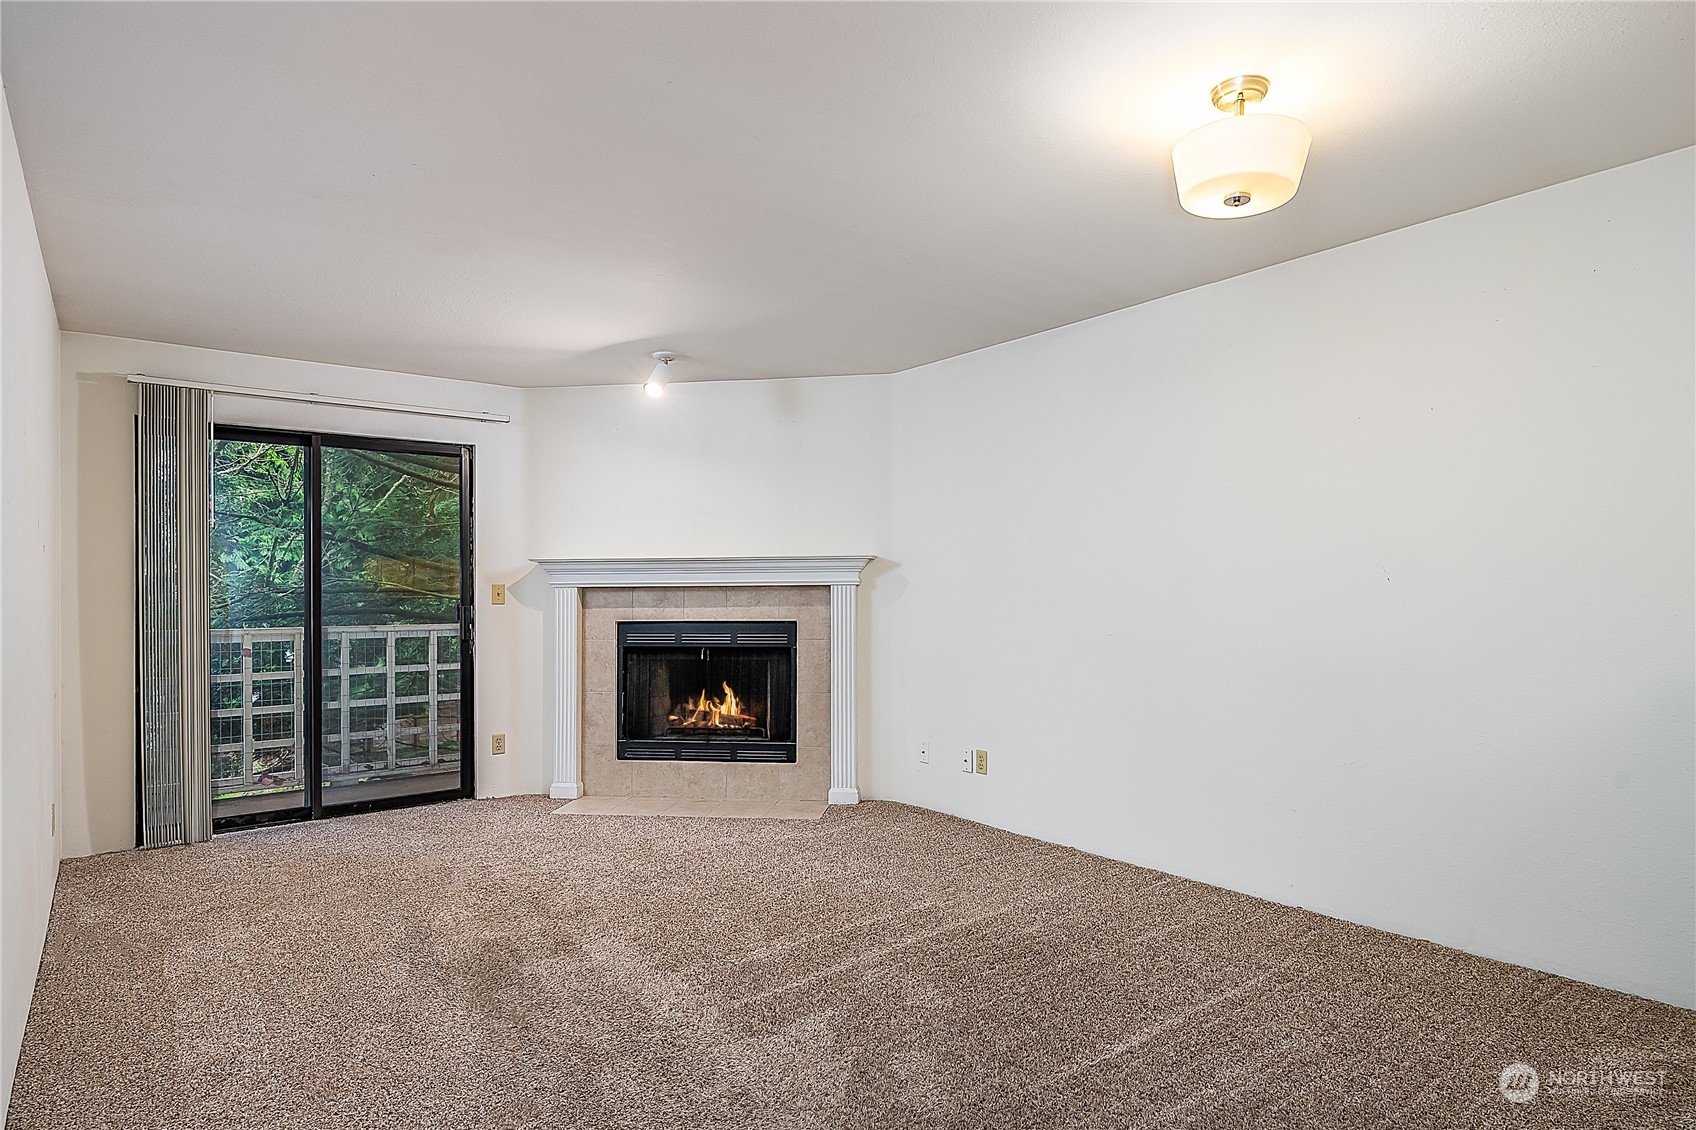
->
<box><xmin>669</xmin><ymin>681</ymin><xmax>758</xmax><ymax>730</ymax></box>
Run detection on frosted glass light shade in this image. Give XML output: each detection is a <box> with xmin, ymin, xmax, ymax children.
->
<box><xmin>1172</xmin><ymin>113</ymin><xmax>1312</xmax><ymax>219</ymax></box>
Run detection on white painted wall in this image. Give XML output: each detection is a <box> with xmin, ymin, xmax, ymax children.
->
<box><xmin>869</xmin><ymin>150</ymin><xmax>1696</xmax><ymax>1007</ymax></box>
<box><xmin>58</xmin><ymin>334</ymin><xmax>542</xmax><ymax>855</ymax></box>
<box><xmin>521</xmin><ymin>377</ymin><xmax>887</xmax><ymax>560</ymax></box>
<box><xmin>1</xmin><ymin>87</ymin><xmax>64</xmax><ymax>1114</ymax></box>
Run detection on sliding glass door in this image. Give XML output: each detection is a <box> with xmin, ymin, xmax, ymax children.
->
<box><xmin>209</xmin><ymin>429</ymin><xmax>474</xmax><ymax>829</ymax></box>
<box><xmin>319</xmin><ymin>442</ymin><xmax>467</xmax><ymax>807</ymax></box>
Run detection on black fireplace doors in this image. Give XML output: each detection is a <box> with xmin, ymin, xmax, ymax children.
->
<box><xmin>617</xmin><ymin>621</ymin><xmax>797</xmax><ymax>762</ymax></box>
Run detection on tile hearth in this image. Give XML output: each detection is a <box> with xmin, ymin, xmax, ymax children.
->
<box><xmin>553</xmin><ymin>796</ymin><xmax>827</xmax><ymax>820</ymax></box>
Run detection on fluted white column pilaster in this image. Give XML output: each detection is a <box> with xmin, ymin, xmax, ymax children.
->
<box><xmin>827</xmin><ymin>582</ymin><xmax>859</xmax><ymax>804</ymax></box>
<box><xmin>550</xmin><ymin>585</ymin><xmax>583</xmax><ymax>799</ymax></box>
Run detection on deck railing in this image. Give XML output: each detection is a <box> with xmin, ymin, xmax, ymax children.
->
<box><xmin>210</xmin><ymin>624</ymin><xmax>462</xmax><ymax>795</ymax></box>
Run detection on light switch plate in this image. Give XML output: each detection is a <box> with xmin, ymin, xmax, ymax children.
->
<box><xmin>919</xmin><ymin>741</ymin><xmax>930</xmax><ymax>764</ymax></box>
<box><xmin>490</xmin><ymin>583</ymin><xmax>507</xmax><ymax>605</ymax></box>
<box><xmin>961</xmin><ymin>748</ymin><xmax>974</xmax><ymax>773</ymax></box>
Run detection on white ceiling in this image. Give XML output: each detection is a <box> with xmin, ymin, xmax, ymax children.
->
<box><xmin>2</xmin><ymin>2</ymin><xmax>1692</xmax><ymax>389</ymax></box>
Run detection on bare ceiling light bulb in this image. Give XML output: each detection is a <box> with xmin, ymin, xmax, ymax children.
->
<box><xmin>644</xmin><ymin>351</ymin><xmax>674</xmax><ymax>397</ymax></box>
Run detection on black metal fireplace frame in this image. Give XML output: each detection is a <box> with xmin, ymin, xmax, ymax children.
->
<box><xmin>616</xmin><ymin>620</ymin><xmax>798</xmax><ymax>763</ymax></box>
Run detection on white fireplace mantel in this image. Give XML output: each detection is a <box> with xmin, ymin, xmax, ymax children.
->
<box><xmin>533</xmin><ymin>556</ymin><xmax>875</xmax><ymax>805</ymax></box>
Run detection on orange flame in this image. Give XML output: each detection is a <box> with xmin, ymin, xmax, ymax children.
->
<box><xmin>669</xmin><ymin>681</ymin><xmax>758</xmax><ymax>730</ymax></box>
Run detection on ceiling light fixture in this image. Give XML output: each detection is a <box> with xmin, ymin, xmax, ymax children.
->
<box><xmin>644</xmin><ymin>351</ymin><xmax>674</xmax><ymax>397</ymax></box>
<box><xmin>1171</xmin><ymin>75</ymin><xmax>1311</xmax><ymax>219</ymax></box>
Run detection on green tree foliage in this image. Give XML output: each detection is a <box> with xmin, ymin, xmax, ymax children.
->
<box><xmin>211</xmin><ymin>441</ymin><xmax>306</xmax><ymax>628</ymax></box>
<box><xmin>211</xmin><ymin>440</ymin><xmax>462</xmax><ymax>629</ymax></box>
<box><xmin>320</xmin><ymin>446</ymin><xmax>461</xmax><ymax>625</ymax></box>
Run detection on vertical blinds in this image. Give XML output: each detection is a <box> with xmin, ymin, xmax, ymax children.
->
<box><xmin>136</xmin><ymin>383</ymin><xmax>214</xmax><ymax>847</ymax></box>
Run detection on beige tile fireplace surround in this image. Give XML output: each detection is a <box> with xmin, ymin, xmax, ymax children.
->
<box><xmin>535</xmin><ymin>557</ymin><xmax>874</xmax><ymax>807</ymax></box>
<box><xmin>583</xmin><ymin>586</ymin><xmax>830</xmax><ymax>802</ymax></box>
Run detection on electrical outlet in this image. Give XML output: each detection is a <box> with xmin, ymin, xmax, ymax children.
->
<box><xmin>919</xmin><ymin>740</ymin><xmax>930</xmax><ymax>764</ymax></box>
<box><xmin>961</xmin><ymin>748</ymin><xmax>974</xmax><ymax>773</ymax></box>
<box><xmin>491</xmin><ymin>732</ymin><xmax>507</xmax><ymax>755</ymax></box>
<box><xmin>974</xmin><ymin>749</ymin><xmax>989</xmax><ymax>775</ymax></box>
<box><xmin>490</xmin><ymin>582</ymin><xmax>507</xmax><ymax>605</ymax></box>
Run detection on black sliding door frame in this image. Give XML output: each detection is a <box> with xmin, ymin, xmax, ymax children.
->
<box><xmin>209</xmin><ymin>425</ymin><xmax>475</xmax><ymax>833</ymax></box>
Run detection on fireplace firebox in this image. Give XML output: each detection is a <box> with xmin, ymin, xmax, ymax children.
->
<box><xmin>617</xmin><ymin>621</ymin><xmax>797</xmax><ymax>762</ymax></box>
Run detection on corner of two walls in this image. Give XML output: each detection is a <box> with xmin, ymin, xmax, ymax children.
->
<box><xmin>518</xmin><ymin>374</ymin><xmax>891</xmax><ymax>561</ymax></box>
<box><xmin>518</xmin><ymin>374</ymin><xmax>894</xmax><ymax>799</ymax></box>
<box><xmin>866</xmin><ymin>149</ymin><xmax>1696</xmax><ymax>1008</ymax></box>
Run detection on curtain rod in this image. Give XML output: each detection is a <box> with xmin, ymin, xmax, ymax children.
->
<box><xmin>125</xmin><ymin>373</ymin><xmax>511</xmax><ymax>424</ymax></box>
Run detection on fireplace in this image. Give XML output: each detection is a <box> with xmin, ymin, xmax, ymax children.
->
<box><xmin>617</xmin><ymin>621</ymin><xmax>797</xmax><ymax>762</ymax></box>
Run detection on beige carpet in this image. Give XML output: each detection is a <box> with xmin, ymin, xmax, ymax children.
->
<box><xmin>9</xmin><ymin>797</ymin><xmax>1692</xmax><ymax>1129</ymax></box>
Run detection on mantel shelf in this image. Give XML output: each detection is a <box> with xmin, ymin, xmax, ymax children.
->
<box><xmin>533</xmin><ymin>556</ymin><xmax>875</xmax><ymax>588</ymax></box>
